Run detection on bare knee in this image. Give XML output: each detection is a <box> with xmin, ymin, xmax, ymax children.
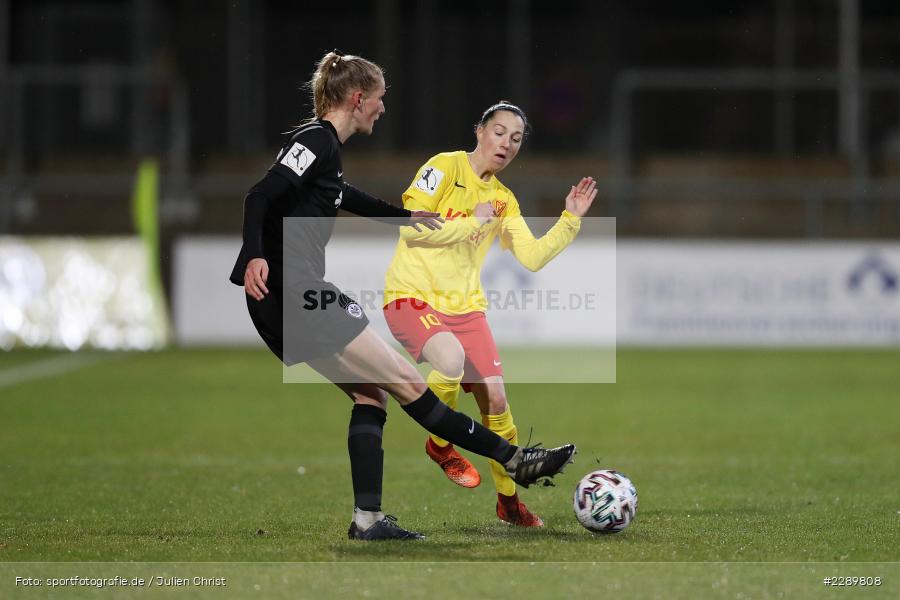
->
<box><xmin>342</xmin><ymin>383</ymin><xmax>389</xmax><ymax>411</ymax></box>
<box><xmin>396</xmin><ymin>360</ymin><xmax>427</xmax><ymax>400</ymax></box>
<box><xmin>373</xmin><ymin>353</ymin><xmax>427</xmax><ymax>405</ymax></box>
<box><xmin>422</xmin><ymin>333</ymin><xmax>465</xmax><ymax>379</ymax></box>
<box><xmin>354</xmin><ymin>388</ymin><xmax>389</xmax><ymax>411</ymax></box>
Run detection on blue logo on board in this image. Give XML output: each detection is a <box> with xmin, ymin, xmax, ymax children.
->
<box><xmin>847</xmin><ymin>254</ymin><xmax>897</xmax><ymax>296</ymax></box>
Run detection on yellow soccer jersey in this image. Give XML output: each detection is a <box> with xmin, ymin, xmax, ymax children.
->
<box><xmin>384</xmin><ymin>151</ymin><xmax>582</xmax><ymax>315</ymax></box>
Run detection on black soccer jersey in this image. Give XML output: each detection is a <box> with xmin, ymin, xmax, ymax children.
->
<box><xmin>230</xmin><ymin>119</ymin><xmax>411</xmax><ymax>287</ymax></box>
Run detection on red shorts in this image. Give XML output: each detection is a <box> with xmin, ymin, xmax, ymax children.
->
<box><xmin>383</xmin><ymin>298</ymin><xmax>503</xmax><ymax>391</ymax></box>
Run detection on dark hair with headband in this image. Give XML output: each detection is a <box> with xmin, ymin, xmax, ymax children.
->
<box><xmin>475</xmin><ymin>100</ymin><xmax>530</xmax><ymax>137</ymax></box>
<box><xmin>308</xmin><ymin>49</ymin><xmax>383</xmax><ymax>119</ymax></box>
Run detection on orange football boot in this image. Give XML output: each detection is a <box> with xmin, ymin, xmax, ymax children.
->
<box><xmin>425</xmin><ymin>438</ymin><xmax>481</xmax><ymax>488</ymax></box>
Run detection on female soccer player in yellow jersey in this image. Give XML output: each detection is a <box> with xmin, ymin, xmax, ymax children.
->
<box><xmin>383</xmin><ymin>101</ymin><xmax>597</xmax><ymax>527</ymax></box>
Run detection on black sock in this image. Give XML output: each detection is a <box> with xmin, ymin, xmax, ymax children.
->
<box><xmin>402</xmin><ymin>389</ymin><xmax>516</xmax><ymax>464</ymax></box>
<box><xmin>348</xmin><ymin>403</ymin><xmax>386</xmax><ymax>512</ymax></box>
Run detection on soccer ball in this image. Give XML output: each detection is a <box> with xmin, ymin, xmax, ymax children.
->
<box><xmin>573</xmin><ymin>469</ymin><xmax>638</xmax><ymax>533</ymax></box>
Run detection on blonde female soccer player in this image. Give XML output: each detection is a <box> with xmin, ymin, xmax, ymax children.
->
<box><xmin>383</xmin><ymin>101</ymin><xmax>597</xmax><ymax>527</ymax></box>
<box><xmin>232</xmin><ymin>55</ymin><xmax>576</xmax><ymax>541</ymax></box>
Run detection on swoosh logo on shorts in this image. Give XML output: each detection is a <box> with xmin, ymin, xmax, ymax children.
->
<box><xmin>493</xmin><ymin>360</ymin><xmax>502</xmax><ymax>366</ymax></box>
<box><xmin>468</xmin><ymin>419</ymin><xmax>475</xmax><ymax>434</ymax></box>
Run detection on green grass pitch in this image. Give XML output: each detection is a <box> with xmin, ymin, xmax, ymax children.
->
<box><xmin>1</xmin><ymin>348</ymin><xmax>898</xmax><ymax>598</ymax></box>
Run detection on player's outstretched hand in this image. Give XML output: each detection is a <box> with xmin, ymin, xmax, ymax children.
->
<box><xmin>564</xmin><ymin>177</ymin><xmax>598</xmax><ymax>217</ymax></box>
<box><xmin>409</xmin><ymin>210</ymin><xmax>444</xmax><ymax>232</ymax></box>
<box><xmin>244</xmin><ymin>257</ymin><xmax>269</xmax><ymax>301</ymax></box>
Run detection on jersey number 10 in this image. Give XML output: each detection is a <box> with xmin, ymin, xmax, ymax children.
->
<box><xmin>419</xmin><ymin>314</ymin><xmax>442</xmax><ymax>330</ymax></box>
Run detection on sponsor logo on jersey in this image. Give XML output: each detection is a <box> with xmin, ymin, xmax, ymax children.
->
<box><xmin>415</xmin><ymin>165</ymin><xmax>444</xmax><ymax>196</ymax></box>
<box><xmin>469</xmin><ymin>228</ymin><xmax>489</xmax><ymax>245</ymax></box>
<box><xmin>445</xmin><ymin>207</ymin><xmax>468</xmax><ymax>220</ymax></box>
<box><xmin>280</xmin><ymin>142</ymin><xmax>316</xmax><ymax>178</ymax></box>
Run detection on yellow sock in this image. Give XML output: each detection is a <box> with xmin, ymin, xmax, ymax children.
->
<box><xmin>482</xmin><ymin>406</ymin><xmax>518</xmax><ymax>496</ymax></box>
<box><xmin>426</xmin><ymin>369</ymin><xmax>462</xmax><ymax>447</ymax></box>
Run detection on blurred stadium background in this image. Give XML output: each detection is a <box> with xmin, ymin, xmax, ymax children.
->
<box><xmin>2</xmin><ymin>1</ymin><xmax>899</xmax><ymax>594</ymax></box>
<box><xmin>1</xmin><ymin>0</ymin><xmax>898</xmax><ymax>352</ymax></box>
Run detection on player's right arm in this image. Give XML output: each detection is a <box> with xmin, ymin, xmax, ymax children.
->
<box><xmin>399</xmin><ymin>197</ymin><xmax>485</xmax><ymax>245</ymax></box>
<box><xmin>397</xmin><ymin>155</ymin><xmax>487</xmax><ymax>245</ymax></box>
<box><xmin>243</xmin><ymin>126</ymin><xmax>331</xmax><ymax>299</ymax></box>
<box><xmin>242</xmin><ymin>173</ymin><xmax>292</xmax><ymax>300</ymax></box>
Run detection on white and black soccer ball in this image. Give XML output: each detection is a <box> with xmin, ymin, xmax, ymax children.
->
<box><xmin>573</xmin><ymin>469</ymin><xmax>638</xmax><ymax>533</ymax></box>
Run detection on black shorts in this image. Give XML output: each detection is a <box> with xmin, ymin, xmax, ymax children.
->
<box><xmin>246</xmin><ymin>281</ymin><xmax>369</xmax><ymax>366</ymax></box>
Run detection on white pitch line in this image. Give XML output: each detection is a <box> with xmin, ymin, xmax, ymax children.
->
<box><xmin>0</xmin><ymin>352</ymin><xmax>110</xmax><ymax>389</ymax></box>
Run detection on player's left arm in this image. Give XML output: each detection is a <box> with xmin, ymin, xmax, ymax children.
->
<box><xmin>340</xmin><ymin>182</ymin><xmax>442</xmax><ymax>231</ymax></box>
<box><xmin>500</xmin><ymin>177</ymin><xmax>597</xmax><ymax>272</ymax></box>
